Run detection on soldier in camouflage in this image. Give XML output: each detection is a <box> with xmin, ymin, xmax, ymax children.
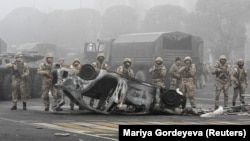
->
<box><xmin>149</xmin><ymin>57</ymin><xmax>167</xmax><ymax>88</ymax></box>
<box><xmin>169</xmin><ymin>57</ymin><xmax>182</xmax><ymax>90</ymax></box>
<box><xmin>6</xmin><ymin>52</ymin><xmax>30</xmax><ymax>110</ymax></box>
<box><xmin>211</xmin><ymin>55</ymin><xmax>231</xmax><ymax>109</ymax></box>
<box><xmin>89</xmin><ymin>53</ymin><xmax>109</xmax><ymax>110</ymax></box>
<box><xmin>69</xmin><ymin>58</ymin><xmax>83</xmax><ymax>110</ymax></box>
<box><xmin>179</xmin><ymin>56</ymin><xmax>197</xmax><ymax>109</ymax></box>
<box><xmin>116</xmin><ymin>58</ymin><xmax>134</xmax><ymax>78</ymax></box>
<box><xmin>230</xmin><ymin>59</ymin><xmax>248</xmax><ymax>106</ymax></box>
<box><xmin>37</xmin><ymin>52</ymin><xmax>59</xmax><ymax>111</ymax></box>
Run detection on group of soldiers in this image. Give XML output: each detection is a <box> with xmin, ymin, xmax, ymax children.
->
<box><xmin>6</xmin><ymin>51</ymin><xmax>248</xmax><ymax>111</ymax></box>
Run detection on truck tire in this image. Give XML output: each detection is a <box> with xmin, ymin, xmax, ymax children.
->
<box><xmin>31</xmin><ymin>74</ymin><xmax>42</xmax><ymax>98</ymax></box>
<box><xmin>135</xmin><ymin>71</ymin><xmax>146</xmax><ymax>81</ymax></box>
<box><xmin>2</xmin><ymin>74</ymin><xmax>12</xmax><ymax>101</ymax></box>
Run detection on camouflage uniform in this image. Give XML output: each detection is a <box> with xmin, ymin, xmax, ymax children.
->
<box><xmin>149</xmin><ymin>57</ymin><xmax>167</xmax><ymax>88</ymax></box>
<box><xmin>179</xmin><ymin>56</ymin><xmax>196</xmax><ymax>108</ymax></box>
<box><xmin>37</xmin><ymin>52</ymin><xmax>59</xmax><ymax>111</ymax></box>
<box><xmin>6</xmin><ymin>52</ymin><xmax>30</xmax><ymax>110</ymax></box>
<box><xmin>69</xmin><ymin>58</ymin><xmax>82</xmax><ymax>110</ymax></box>
<box><xmin>211</xmin><ymin>55</ymin><xmax>231</xmax><ymax>109</ymax></box>
<box><xmin>89</xmin><ymin>53</ymin><xmax>108</xmax><ymax>110</ymax></box>
<box><xmin>231</xmin><ymin>59</ymin><xmax>248</xmax><ymax>106</ymax></box>
<box><xmin>169</xmin><ymin>58</ymin><xmax>182</xmax><ymax>90</ymax></box>
<box><xmin>116</xmin><ymin>58</ymin><xmax>134</xmax><ymax>78</ymax></box>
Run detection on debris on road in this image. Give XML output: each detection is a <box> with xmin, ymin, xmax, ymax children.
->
<box><xmin>200</xmin><ymin>106</ymin><xmax>224</xmax><ymax>117</ymax></box>
<box><xmin>54</xmin><ymin>132</ymin><xmax>70</xmax><ymax>136</ymax></box>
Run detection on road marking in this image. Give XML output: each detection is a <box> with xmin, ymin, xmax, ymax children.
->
<box><xmin>90</xmin><ymin>122</ymin><xmax>119</xmax><ymax>128</ymax></box>
<box><xmin>73</xmin><ymin>122</ymin><xmax>118</xmax><ymax>131</ymax></box>
<box><xmin>54</xmin><ymin>122</ymin><xmax>114</xmax><ymax>134</ymax></box>
<box><xmin>33</xmin><ymin>123</ymin><xmax>118</xmax><ymax>141</ymax></box>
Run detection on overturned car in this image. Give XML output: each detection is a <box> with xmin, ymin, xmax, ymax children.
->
<box><xmin>52</xmin><ymin>64</ymin><xmax>187</xmax><ymax>115</ymax></box>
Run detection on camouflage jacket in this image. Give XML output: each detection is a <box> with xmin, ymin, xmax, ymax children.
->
<box><xmin>230</xmin><ymin>66</ymin><xmax>248</xmax><ymax>87</ymax></box>
<box><xmin>91</xmin><ymin>61</ymin><xmax>108</xmax><ymax>71</ymax></box>
<box><xmin>149</xmin><ymin>65</ymin><xmax>167</xmax><ymax>81</ymax></box>
<box><xmin>70</xmin><ymin>65</ymin><xmax>81</xmax><ymax>75</ymax></box>
<box><xmin>6</xmin><ymin>61</ymin><xmax>29</xmax><ymax>78</ymax></box>
<box><xmin>116</xmin><ymin>65</ymin><xmax>134</xmax><ymax>78</ymax></box>
<box><xmin>179</xmin><ymin>64</ymin><xmax>196</xmax><ymax>78</ymax></box>
<box><xmin>169</xmin><ymin>63</ymin><xmax>181</xmax><ymax>80</ymax></box>
<box><xmin>211</xmin><ymin>63</ymin><xmax>230</xmax><ymax>80</ymax></box>
<box><xmin>37</xmin><ymin>62</ymin><xmax>55</xmax><ymax>79</ymax></box>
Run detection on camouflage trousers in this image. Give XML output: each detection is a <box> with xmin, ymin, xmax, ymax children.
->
<box><xmin>215</xmin><ymin>79</ymin><xmax>229</xmax><ymax>107</ymax></box>
<box><xmin>197</xmin><ymin>74</ymin><xmax>206</xmax><ymax>88</ymax></box>
<box><xmin>11</xmin><ymin>77</ymin><xmax>27</xmax><ymax>106</ymax></box>
<box><xmin>181</xmin><ymin>78</ymin><xmax>196</xmax><ymax>108</ymax></box>
<box><xmin>152</xmin><ymin>79</ymin><xmax>165</xmax><ymax>88</ymax></box>
<box><xmin>233</xmin><ymin>82</ymin><xmax>246</xmax><ymax>105</ymax></box>
<box><xmin>41</xmin><ymin>79</ymin><xmax>58</xmax><ymax>109</ymax></box>
<box><xmin>169</xmin><ymin>78</ymin><xmax>181</xmax><ymax>90</ymax></box>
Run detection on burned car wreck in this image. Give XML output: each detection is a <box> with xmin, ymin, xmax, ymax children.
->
<box><xmin>52</xmin><ymin>64</ymin><xmax>188</xmax><ymax>115</ymax></box>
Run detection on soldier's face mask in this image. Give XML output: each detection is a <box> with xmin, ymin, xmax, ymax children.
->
<box><xmin>124</xmin><ymin>62</ymin><xmax>131</xmax><ymax>67</ymax></box>
<box><xmin>238</xmin><ymin>62</ymin><xmax>244</xmax><ymax>68</ymax></box>
<box><xmin>47</xmin><ymin>57</ymin><xmax>53</xmax><ymax>63</ymax></box>
<box><xmin>98</xmin><ymin>57</ymin><xmax>104</xmax><ymax>62</ymax></box>
<box><xmin>185</xmin><ymin>60</ymin><xmax>191</xmax><ymax>65</ymax></box>
<box><xmin>156</xmin><ymin>61</ymin><xmax>162</xmax><ymax>65</ymax></box>
<box><xmin>220</xmin><ymin>59</ymin><xmax>226</xmax><ymax>64</ymax></box>
<box><xmin>16</xmin><ymin>57</ymin><xmax>23</xmax><ymax>62</ymax></box>
<box><xmin>73</xmin><ymin>63</ymin><xmax>79</xmax><ymax>67</ymax></box>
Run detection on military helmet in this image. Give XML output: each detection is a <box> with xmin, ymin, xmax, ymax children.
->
<box><xmin>124</xmin><ymin>58</ymin><xmax>132</xmax><ymax>63</ymax></box>
<box><xmin>155</xmin><ymin>57</ymin><xmax>163</xmax><ymax>62</ymax></box>
<box><xmin>73</xmin><ymin>58</ymin><xmax>80</xmax><ymax>64</ymax></box>
<box><xmin>219</xmin><ymin>55</ymin><xmax>227</xmax><ymax>60</ymax></box>
<box><xmin>97</xmin><ymin>52</ymin><xmax>105</xmax><ymax>59</ymax></box>
<box><xmin>45</xmin><ymin>52</ymin><xmax>54</xmax><ymax>58</ymax></box>
<box><xmin>15</xmin><ymin>52</ymin><xmax>23</xmax><ymax>58</ymax></box>
<box><xmin>238</xmin><ymin>59</ymin><xmax>244</xmax><ymax>64</ymax></box>
<box><xmin>184</xmin><ymin>56</ymin><xmax>192</xmax><ymax>62</ymax></box>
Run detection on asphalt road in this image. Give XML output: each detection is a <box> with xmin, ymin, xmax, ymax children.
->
<box><xmin>0</xmin><ymin>80</ymin><xmax>249</xmax><ymax>141</ymax></box>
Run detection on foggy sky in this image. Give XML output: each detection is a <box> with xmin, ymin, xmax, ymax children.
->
<box><xmin>0</xmin><ymin>0</ymin><xmax>197</xmax><ymax>20</ymax></box>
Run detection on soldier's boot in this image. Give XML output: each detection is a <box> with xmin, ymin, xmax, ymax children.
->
<box><xmin>23</xmin><ymin>102</ymin><xmax>27</xmax><ymax>110</ymax></box>
<box><xmin>79</xmin><ymin>106</ymin><xmax>85</xmax><ymax>110</ymax></box>
<box><xmin>10</xmin><ymin>105</ymin><xmax>17</xmax><ymax>110</ymax></box>
<box><xmin>232</xmin><ymin>102</ymin><xmax>236</xmax><ymax>106</ymax></box>
<box><xmin>45</xmin><ymin>107</ymin><xmax>49</xmax><ymax>111</ymax></box>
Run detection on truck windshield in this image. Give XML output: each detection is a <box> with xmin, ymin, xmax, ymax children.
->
<box><xmin>86</xmin><ymin>43</ymin><xmax>105</xmax><ymax>52</ymax></box>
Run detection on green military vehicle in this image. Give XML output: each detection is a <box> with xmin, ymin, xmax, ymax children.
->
<box><xmin>109</xmin><ymin>32</ymin><xmax>203</xmax><ymax>81</ymax></box>
<box><xmin>84</xmin><ymin>32</ymin><xmax>204</xmax><ymax>84</ymax></box>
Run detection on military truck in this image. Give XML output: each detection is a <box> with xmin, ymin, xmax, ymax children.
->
<box><xmin>83</xmin><ymin>31</ymin><xmax>204</xmax><ymax>84</ymax></box>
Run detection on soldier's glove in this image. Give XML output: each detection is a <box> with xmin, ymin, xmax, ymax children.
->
<box><xmin>13</xmin><ymin>64</ymin><xmax>17</xmax><ymax>70</ymax></box>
